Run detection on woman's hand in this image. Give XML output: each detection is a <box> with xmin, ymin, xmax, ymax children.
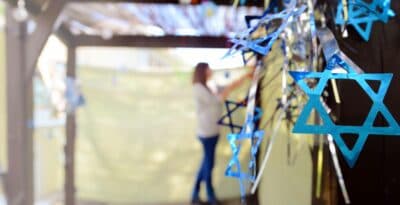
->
<box><xmin>218</xmin><ymin>67</ymin><xmax>256</xmax><ymax>100</ymax></box>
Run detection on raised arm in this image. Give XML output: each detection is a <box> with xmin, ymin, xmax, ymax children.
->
<box><xmin>218</xmin><ymin>68</ymin><xmax>255</xmax><ymax>100</ymax></box>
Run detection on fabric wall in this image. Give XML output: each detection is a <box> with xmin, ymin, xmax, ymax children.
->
<box><xmin>74</xmin><ymin>65</ymin><xmax>251</xmax><ymax>204</ymax></box>
<box><xmin>258</xmin><ymin>43</ymin><xmax>313</xmax><ymax>205</ymax></box>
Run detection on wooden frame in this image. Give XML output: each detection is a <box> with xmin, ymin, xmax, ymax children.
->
<box><xmin>5</xmin><ymin>1</ymin><xmax>67</xmax><ymax>205</ymax></box>
<box><xmin>65</xmin><ymin>44</ymin><xmax>77</xmax><ymax>205</ymax></box>
<box><xmin>73</xmin><ymin>0</ymin><xmax>264</xmax><ymax>7</ymax></box>
<box><xmin>73</xmin><ymin>35</ymin><xmax>230</xmax><ymax>48</ymax></box>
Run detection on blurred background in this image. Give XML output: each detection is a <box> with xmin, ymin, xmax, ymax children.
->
<box><xmin>0</xmin><ymin>0</ymin><xmax>321</xmax><ymax>205</ymax></box>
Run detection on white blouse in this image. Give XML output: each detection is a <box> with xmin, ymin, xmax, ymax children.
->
<box><xmin>193</xmin><ymin>83</ymin><xmax>223</xmax><ymax>138</ymax></box>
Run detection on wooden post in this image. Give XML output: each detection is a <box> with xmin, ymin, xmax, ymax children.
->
<box><xmin>5</xmin><ymin>7</ymin><xmax>34</xmax><ymax>205</ymax></box>
<box><xmin>25</xmin><ymin>0</ymin><xmax>67</xmax><ymax>80</ymax></box>
<box><xmin>5</xmin><ymin>1</ymin><xmax>66</xmax><ymax>204</ymax></box>
<box><xmin>65</xmin><ymin>44</ymin><xmax>77</xmax><ymax>205</ymax></box>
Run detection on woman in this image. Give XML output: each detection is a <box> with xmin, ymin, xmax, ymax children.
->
<box><xmin>191</xmin><ymin>62</ymin><xmax>253</xmax><ymax>205</ymax></box>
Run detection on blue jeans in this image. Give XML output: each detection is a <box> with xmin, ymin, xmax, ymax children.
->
<box><xmin>192</xmin><ymin>135</ymin><xmax>219</xmax><ymax>203</ymax></box>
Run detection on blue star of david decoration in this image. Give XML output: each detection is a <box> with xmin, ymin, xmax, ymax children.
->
<box><xmin>335</xmin><ymin>0</ymin><xmax>396</xmax><ymax>41</ymax></box>
<box><xmin>218</xmin><ymin>99</ymin><xmax>262</xmax><ymax>133</ymax></box>
<box><xmin>225</xmin><ymin>5</ymin><xmax>306</xmax><ymax>57</ymax></box>
<box><xmin>225</xmin><ymin>119</ymin><xmax>264</xmax><ymax>198</ymax></box>
<box><xmin>289</xmin><ymin>54</ymin><xmax>400</xmax><ymax>167</ymax></box>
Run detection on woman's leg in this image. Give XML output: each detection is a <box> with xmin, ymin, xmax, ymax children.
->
<box><xmin>202</xmin><ymin>136</ymin><xmax>219</xmax><ymax>203</ymax></box>
<box><xmin>191</xmin><ymin>138</ymin><xmax>207</xmax><ymax>202</ymax></box>
<box><xmin>192</xmin><ymin>158</ymin><xmax>205</xmax><ymax>201</ymax></box>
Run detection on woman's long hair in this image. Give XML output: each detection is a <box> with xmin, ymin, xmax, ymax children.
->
<box><xmin>192</xmin><ymin>62</ymin><xmax>209</xmax><ymax>87</ymax></box>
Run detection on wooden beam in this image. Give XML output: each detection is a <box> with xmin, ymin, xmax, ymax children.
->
<box><xmin>5</xmin><ymin>7</ymin><xmax>34</xmax><ymax>205</ymax></box>
<box><xmin>72</xmin><ymin>0</ymin><xmax>264</xmax><ymax>7</ymax></box>
<box><xmin>25</xmin><ymin>0</ymin><xmax>67</xmax><ymax>81</ymax></box>
<box><xmin>5</xmin><ymin>0</ymin><xmax>42</xmax><ymax>15</ymax></box>
<box><xmin>56</xmin><ymin>24</ymin><xmax>75</xmax><ymax>46</ymax></box>
<box><xmin>74</xmin><ymin>35</ymin><xmax>231</xmax><ymax>48</ymax></box>
<box><xmin>65</xmin><ymin>45</ymin><xmax>77</xmax><ymax>205</ymax></box>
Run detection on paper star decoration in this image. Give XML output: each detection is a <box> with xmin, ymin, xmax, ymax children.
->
<box><xmin>225</xmin><ymin>119</ymin><xmax>264</xmax><ymax>198</ymax></box>
<box><xmin>218</xmin><ymin>99</ymin><xmax>262</xmax><ymax>133</ymax></box>
<box><xmin>66</xmin><ymin>77</ymin><xmax>85</xmax><ymax>114</ymax></box>
<box><xmin>289</xmin><ymin>54</ymin><xmax>400</xmax><ymax>167</ymax></box>
<box><xmin>335</xmin><ymin>0</ymin><xmax>396</xmax><ymax>41</ymax></box>
<box><xmin>225</xmin><ymin>4</ymin><xmax>306</xmax><ymax>57</ymax></box>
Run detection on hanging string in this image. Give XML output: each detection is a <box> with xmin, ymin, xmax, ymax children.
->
<box><xmin>342</xmin><ymin>0</ymin><xmax>349</xmax><ymax>22</ymax></box>
<box><xmin>315</xmin><ymin>136</ymin><xmax>324</xmax><ymax>199</ymax></box>
<box><xmin>264</xmin><ymin>0</ymin><xmax>271</xmax><ymax>9</ymax></box>
<box><xmin>341</xmin><ymin>0</ymin><xmax>349</xmax><ymax>37</ymax></box>
<box><xmin>250</xmin><ymin>39</ymin><xmax>301</xmax><ymax>193</ymax></box>
<box><xmin>233</xmin><ymin>0</ymin><xmax>240</xmax><ymax>7</ymax></box>
<box><xmin>250</xmin><ymin>95</ymin><xmax>304</xmax><ymax>194</ymax></box>
<box><xmin>250</xmin><ymin>108</ymin><xmax>285</xmax><ymax>194</ymax></box>
<box><xmin>327</xmin><ymin>134</ymin><xmax>351</xmax><ymax>204</ymax></box>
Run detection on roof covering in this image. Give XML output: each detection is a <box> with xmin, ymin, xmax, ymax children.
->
<box><xmin>60</xmin><ymin>2</ymin><xmax>262</xmax><ymax>38</ymax></box>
